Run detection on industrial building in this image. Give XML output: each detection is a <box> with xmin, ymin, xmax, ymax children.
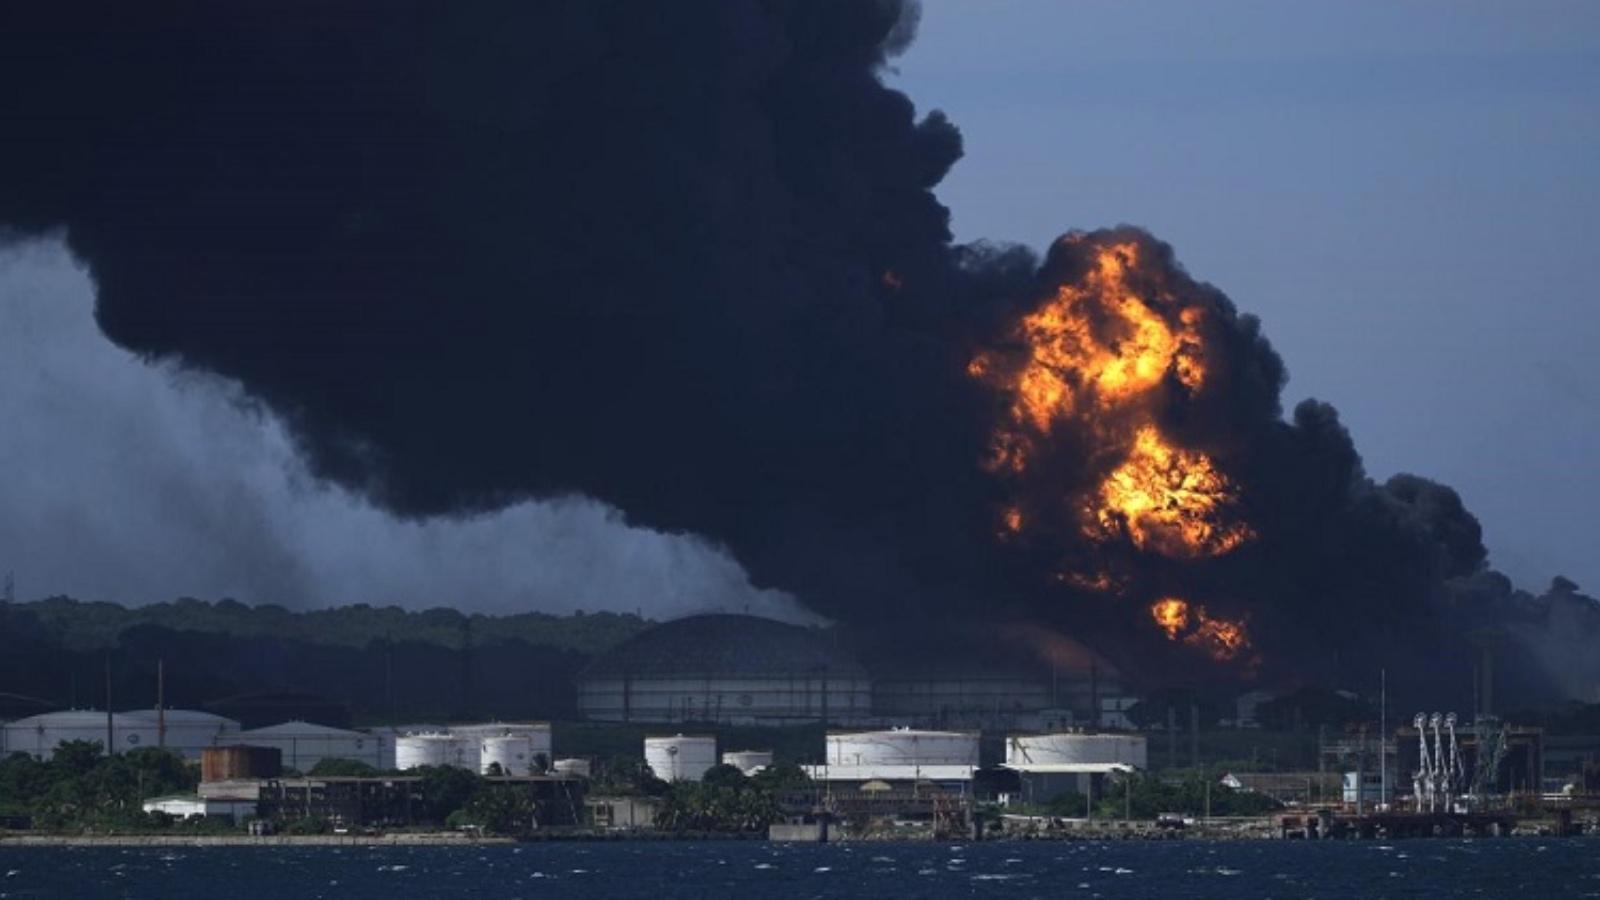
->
<box><xmin>576</xmin><ymin>613</ymin><xmax>1132</xmax><ymax>730</ymax></box>
<box><xmin>142</xmin><ymin>795</ymin><xmax>257</xmax><ymax>822</ymax></box>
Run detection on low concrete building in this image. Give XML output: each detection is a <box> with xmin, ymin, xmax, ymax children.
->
<box><xmin>587</xmin><ymin>795</ymin><xmax>659</xmax><ymax>830</ymax></box>
<box><xmin>142</xmin><ymin>795</ymin><xmax>257</xmax><ymax>822</ymax></box>
<box><xmin>1220</xmin><ymin>771</ymin><xmax>1342</xmax><ymax>805</ymax></box>
<box><xmin>999</xmin><ymin>762</ymin><xmax>1134</xmax><ymax>807</ymax></box>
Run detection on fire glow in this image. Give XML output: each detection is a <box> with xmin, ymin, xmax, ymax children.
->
<box><xmin>970</xmin><ymin>234</ymin><xmax>1258</xmax><ymax>654</ymax></box>
<box><xmin>1149</xmin><ymin>597</ymin><xmax>1252</xmax><ymax>663</ymax></box>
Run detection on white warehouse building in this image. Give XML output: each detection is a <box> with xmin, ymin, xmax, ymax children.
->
<box><xmin>577</xmin><ymin>615</ymin><xmax>872</xmax><ymax>726</ymax></box>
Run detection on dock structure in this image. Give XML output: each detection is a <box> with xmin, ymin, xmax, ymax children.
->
<box><xmin>1279</xmin><ymin>810</ymin><xmax>1518</xmax><ymax>840</ymax></box>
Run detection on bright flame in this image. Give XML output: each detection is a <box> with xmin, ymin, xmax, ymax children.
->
<box><xmin>991</xmin><ymin>240</ymin><xmax>1206</xmax><ymax>451</ymax></box>
<box><xmin>1150</xmin><ymin>598</ymin><xmax>1252</xmax><ymax>662</ymax></box>
<box><xmin>970</xmin><ymin>234</ymin><xmax>1252</xmax><ymax>565</ymax></box>
<box><xmin>1151</xmin><ymin>597</ymin><xmax>1189</xmax><ymax>638</ymax></box>
<box><xmin>1090</xmin><ymin>425</ymin><xmax>1251</xmax><ymax>558</ymax></box>
<box><xmin>1187</xmin><ymin>615</ymin><xmax>1250</xmax><ymax>661</ymax></box>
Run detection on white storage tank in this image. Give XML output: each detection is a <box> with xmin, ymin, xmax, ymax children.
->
<box><xmin>552</xmin><ymin>758</ymin><xmax>592</xmax><ymax>778</ymax></box>
<box><xmin>122</xmin><ymin>709</ymin><xmax>242</xmax><ymax>759</ymax></box>
<box><xmin>0</xmin><ymin>710</ymin><xmax>160</xmax><ymax>759</ymax></box>
<box><xmin>645</xmin><ymin>734</ymin><xmax>717</xmax><ymax>782</ymax></box>
<box><xmin>721</xmin><ymin>750</ymin><xmax>773</xmax><ymax>775</ymax></box>
<box><xmin>480</xmin><ymin>734</ymin><xmax>537</xmax><ymax>775</ymax></box>
<box><xmin>395</xmin><ymin>733</ymin><xmax>473</xmax><ymax>770</ymax></box>
<box><xmin>451</xmin><ymin>722</ymin><xmax>551</xmax><ymax>767</ymax></box>
<box><xmin>827</xmin><ymin>728</ymin><xmax>979</xmax><ymax>768</ymax></box>
<box><xmin>1005</xmin><ymin>732</ymin><xmax>1148</xmax><ymax>769</ymax></box>
<box><xmin>235</xmin><ymin>720</ymin><xmax>382</xmax><ymax>772</ymax></box>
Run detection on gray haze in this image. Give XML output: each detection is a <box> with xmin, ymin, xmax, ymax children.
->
<box><xmin>893</xmin><ymin>0</ymin><xmax>1600</xmax><ymax>593</ymax></box>
<box><xmin>0</xmin><ymin>238</ymin><xmax>809</xmax><ymax>620</ymax></box>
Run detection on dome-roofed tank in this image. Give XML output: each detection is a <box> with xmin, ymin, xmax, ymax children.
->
<box><xmin>578</xmin><ymin>614</ymin><xmax>871</xmax><ymax>725</ymax></box>
<box><xmin>122</xmin><ymin>709</ymin><xmax>241</xmax><ymax>759</ymax></box>
<box><xmin>0</xmin><ymin>710</ymin><xmax>159</xmax><ymax>759</ymax></box>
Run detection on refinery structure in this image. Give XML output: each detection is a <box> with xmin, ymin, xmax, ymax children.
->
<box><xmin>577</xmin><ymin>614</ymin><xmax>1133</xmax><ymax>731</ymax></box>
<box><xmin>0</xmin><ymin>610</ymin><xmax>1595</xmax><ymax>840</ymax></box>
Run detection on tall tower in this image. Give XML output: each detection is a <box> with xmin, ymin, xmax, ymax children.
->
<box><xmin>2</xmin><ymin>570</ymin><xmax>13</xmax><ymax>604</ymax></box>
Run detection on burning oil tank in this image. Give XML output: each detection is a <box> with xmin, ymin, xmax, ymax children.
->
<box><xmin>645</xmin><ymin>734</ymin><xmax>717</xmax><ymax>782</ymax></box>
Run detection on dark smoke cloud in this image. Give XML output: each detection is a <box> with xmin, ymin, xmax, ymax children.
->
<box><xmin>0</xmin><ymin>0</ymin><xmax>1567</xmax><ymax>697</ymax></box>
<box><xmin>0</xmin><ymin>238</ymin><xmax>809</xmax><ymax>621</ymax></box>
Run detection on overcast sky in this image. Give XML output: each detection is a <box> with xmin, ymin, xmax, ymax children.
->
<box><xmin>1</xmin><ymin>1</ymin><xmax>1594</xmax><ymax>614</ymax></box>
<box><xmin>893</xmin><ymin>0</ymin><xmax>1600</xmax><ymax>593</ymax></box>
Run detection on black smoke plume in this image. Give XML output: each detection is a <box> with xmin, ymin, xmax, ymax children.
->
<box><xmin>0</xmin><ymin>1</ymin><xmax>1569</xmax><ymax>701</ymax></box>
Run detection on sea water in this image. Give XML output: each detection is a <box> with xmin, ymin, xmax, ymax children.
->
<box><xmin>2</xmin><ymin>838</ymin><xmax>1597</xmax><ymax>899</ymax></box>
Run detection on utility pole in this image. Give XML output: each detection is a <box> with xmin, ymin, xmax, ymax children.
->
<box><xmin>1380</xmin><ymin>668</ymin><xmax>1388</xmax><ymax>811</ymax></box>
<box><xmin>104</xmin><ymin>654</ymin><xmax>114</xmax><ymax>756</ymax></box>
<box><xmin>157</xmin><ymin>659</ymin><xmax>167</xmax><ymax>750</ymax></box>
<box><xmin>2</xmin><ymin>570</ymin><xmax>13</xmax><ymax>604</ymax></box>
<box><xmin>1190</xmin><ymin>702</ymin><xmax>1200</xmax><ymax>769</ymax></box>
<box><xmin>1167</xmin><ymin>705</ymin><xmax>1177</xmax><ymax>769</ymax></box>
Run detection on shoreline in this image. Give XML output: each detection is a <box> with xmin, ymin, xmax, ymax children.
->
<box><xmin>0</xmin><ymin>833</ymin><xmax>515</xmax><ymax>847</ymax></box>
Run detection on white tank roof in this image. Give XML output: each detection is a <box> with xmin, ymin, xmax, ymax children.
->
<box><xmin>122</xmin><ymin>709</ymin><xmax>241</xmax><ymax>727</ymax></box>
<box><xmin>237</xmin><ymin>720</ymin><xmax>368</xmax><ymax>738</ymax></box>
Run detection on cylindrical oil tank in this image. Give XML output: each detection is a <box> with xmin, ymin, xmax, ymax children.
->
<box><xmin>480</xmin><ymin>734</ymin><xmax>536</xmax><ymax>775</ymax></box>
<box><xmin>644</xmin><ymin>735</ymin><xmax>716</xmax><ymax>782</ymax></box>
<box><xmin>201</xmin><ymin>744</ymin><xmax>282</xmax><ymax>781</ymax></box>
<box><xmin>0</xmin><ymin>711</ymin><xmax>160</xmax><ymax>759</ymax></box>
<box><xmin>396</xmin><ymin>733</ymin><xmax>473</xmax><ymax>770</ymax></box>
<box><xmin>552</xmin><ymin>757</ymin><xmax>592</xmax><ymax>778</ymax></box>
<box><xmin>450</xmin><ymin>723</ymin><xmax>551</xmax><ymax>766</ymax></box>
<box><xmin>721</xmin><ymin>750</ymin><xmax>773</xmax><ymax>775</ymax></box>
<box><xmin>1005</xmin><ymin>733</ymin><xmax>1148</xmax><ymax>769</ymax></box>
<box><xmin>124</xmin><ymin>709</ymin><xmax>242</xmax><ymax>759</ymax></box>
<box><xmin>826</xmin><ymin>728</ymin><xmax>979</xmax><ymax>767</ymax></box>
